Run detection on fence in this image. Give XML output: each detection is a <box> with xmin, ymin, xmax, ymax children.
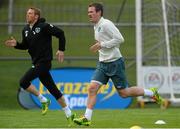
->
<box><xmin>0</xmin><ymin>0</ymin><xmax>136</xmax><ymax>68</ymax></box>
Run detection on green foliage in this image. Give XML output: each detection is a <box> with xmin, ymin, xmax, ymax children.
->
<box><xmin>0</xmin><ymin>2</ymin><xmax>178</xmax><ymax>128</ymax></box>
<box><xmin>0</xmin><ymin>0</ymin><xmax>137</xmax><ymax>109</ymax></box>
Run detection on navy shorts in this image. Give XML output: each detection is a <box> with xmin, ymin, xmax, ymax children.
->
<box><xmin>91</xmin><ymin>58</ymin><xmax>129</xmax><ymax>89</ymax></box>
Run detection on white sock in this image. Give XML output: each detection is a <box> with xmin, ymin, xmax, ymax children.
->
<box><xmin>144</xmin><ymin>89</ymin><xmax>154</xmax><ymax>97</ymax></box>
<box><xmin>38</xmin><ymin>94</ymin><xmax>47</xmax><ymax>103</ymax></box>
<box><xmin>62</xmin><ymin>106</ymin><xmax>72</xmax><ymax>118</ymax></box>
<box><xmin>84</xmin><ymin>108</ymin><xmax>93</xmax><ymax>120</ymax></box>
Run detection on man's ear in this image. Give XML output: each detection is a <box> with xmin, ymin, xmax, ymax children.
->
<box><xmin>97</xmin><ymin>10</ymin><xmax>102</xmax><ymax>16</ymax></box>
<box><xmin>35</xmin><ymin>15</ymin><xmax>39</xmax><ymax>20</ymax></box>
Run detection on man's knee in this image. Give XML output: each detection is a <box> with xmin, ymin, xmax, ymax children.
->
<box><xmin>19</xmin><ymin>78</ymin><xmax>30</xmax><ymax>89</ymax></box>
<box><xmin>88</xmin><ymin>84</ymin><xmax>99</xmax><ymax>96</ymax></box>
<box><xmin>117</xmin><ymin>89</ymin><xmax>128</xmax><ymax>98</ymax></box>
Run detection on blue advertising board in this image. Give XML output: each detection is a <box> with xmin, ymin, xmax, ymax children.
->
<box><xmin>31</xmin><ymin>67</ymin><xmax>132</xmax><ymax>109</ymax></box>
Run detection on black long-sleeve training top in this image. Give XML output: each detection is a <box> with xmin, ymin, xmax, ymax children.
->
<box><xmin>15</xmin><ymin>18</ymin><xmax>66</xmax><ymax>64</ymax></box>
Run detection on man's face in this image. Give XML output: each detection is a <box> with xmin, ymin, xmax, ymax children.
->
<box><xmin>26</xmin><ymin>9</ymin><xmax>37</xmax><ymax>24</ymax></box>
<box><xmin>88</xmin><ymin>6</ymin><xmax>101</xmax><ymax>23</ymax></box>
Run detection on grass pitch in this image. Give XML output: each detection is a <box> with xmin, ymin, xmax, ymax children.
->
<box><xmin>0</xmin><ymin>108</ymin><xmax>179</xmax><ymax>128</ymax></box>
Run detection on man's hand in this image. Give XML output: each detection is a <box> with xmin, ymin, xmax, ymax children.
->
<box><xmin>5</xmin><ymin>37</ymin><xmax>17</xmax><ymax>47</ymax></box>
<box><xmin>56</xmin><ymin>50</ymin><xmax>64</xmax><ymax>63</ymax></box>
<box><xmin>89</xmin><ymin>42</ymin><xmax>101</xmax><ymax>53</ymax></box>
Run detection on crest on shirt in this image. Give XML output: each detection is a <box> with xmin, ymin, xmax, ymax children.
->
<box><xmin>35</xmin><ymin>27</ymin><xmax>41</xmax><ymax>33</ymax></box>
<box><xmin>25</xmin><ymin>31</ymin><xmax>28</xmax><ymax>37</ymax></box>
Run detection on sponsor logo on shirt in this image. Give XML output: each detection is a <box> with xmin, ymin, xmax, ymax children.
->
<box><xmin>50</xmin><ymin>24</ymin><xmax>54</xmax><ymax>27</ymax></box>
<box><xmin>25</xmin><ymin>31</ymin><xmax>28</xmax><ymax>37</ymax></box>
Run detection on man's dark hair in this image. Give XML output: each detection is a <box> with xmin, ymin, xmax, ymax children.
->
<box><xmin>89</xmin><ymin>3</ymin><xmax>103</xmax><ymax>16</ymax></box>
